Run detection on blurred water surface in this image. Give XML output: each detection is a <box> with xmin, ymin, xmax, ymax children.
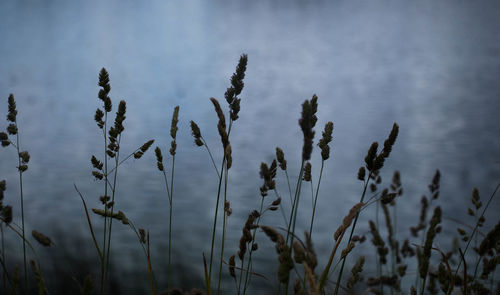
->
<box><xmin>1</xmin><ymin>0</ymin><xmax>500</xmax><ymax>293</ymax></box>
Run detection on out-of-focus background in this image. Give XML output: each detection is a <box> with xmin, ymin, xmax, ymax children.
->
<box><xmin>1</xmin><ymin>0</ymin><xmax>499</xmax><ymax>293</ymax></box>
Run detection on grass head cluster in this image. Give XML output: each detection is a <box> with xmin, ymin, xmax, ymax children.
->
<box><xmin>0</xmin><ymin>55</ymin><xmax>499</xmax><ymax>295</ymax></box>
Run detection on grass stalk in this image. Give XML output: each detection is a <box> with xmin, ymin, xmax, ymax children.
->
<box><xmin>13</xmin><ymin>130</ymin><xmax>27</xmax><ymax>292</ymax></box>
<box><xmin>333</xmin><ymin>173</ymin><xmax>371</xmax><ymax>295</ymax></box>
<box><xmin>104</xmin><ymin>134</ymin><xmax>122</xmax><ymax>293</ymax></box>
<box><xmin>168</xmin><ymin>152</ymin><xmax>175</xmax><ymax>291</ymax></box>
<box><xmin>309</xmin><ymin>160</ymin><xmax>324</xmax><ymax>238</ymax></box>
<box><xmin>201</xmin><ymin>137</ymin><xmax>220</xmax><ymax>179</ymax></box>
<box><xmin>217</xmin><ymin>166</ymin><xmax>229</xmax><ymax>294</ymax></box>
<box><xmin>208</xmin><ymin>156</ymin><xmax>226</xmax><ymax>285</ymax></box>
<box><xmin>242</xmin><ymin>198</ymin><xmax>265</xmax><ymax>295</ymax></box>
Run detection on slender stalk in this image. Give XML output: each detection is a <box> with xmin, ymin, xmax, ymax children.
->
<box><xmin>168</xmin><ymin>153</ymin><xmax>175</xmax><ymax>291</ymax></box>
<box><xmin>217</xmin><ymin>166</ymin><xmax>229</xmax><ymax>294</ymax></box>
<box><xmin>242</xmin><ymin>198</ymin><xmax>265</xmax><ymax>295</ymax></box>
<box><xmin>319</xmin><ymin>228</ymin><xmax>346</xmax><ymax>291</ymax></box>
<box><xmin>333</xmin><ymin>173</ymin><xmax>371</xmax><ymax>295</ymax></box>
<box><xmin>14</xmin><ymin>131</ymin><xmax>27</xmax><ymax>292</ymax></box>
<box><xmin>208</xmin><ymin>155</ymin><xmax>226</xmax><ymax>285</ymax></box>
<box><xmin>282</xmin><ymin>160</ymin><xmax>305</xmax><ymax>295</ymax></box>
<box><xmin>309</xmin><ymin>160</ymin><xmax>324</xmax><ymax>238</ymax></box>
<box><xmin>208</xmin><ymin>119</ymin><xmax>233</xmax><ymax>287</ymax></box>
<box><xmin>101</xmin><ymin>113</ymin><xmax>108</xmax><ymax>295</ymax></box>
<box><xmin>1</xmin><ymin>224</ymin><xmax>7</xmax><ymax>294</ymax></box>
<box><xmin>375</xmin><ymin>199</ymin><xmax>382</xmax><ymax>295</ymax></box>
<box><xmin>285</xmin><ymin>160</ymin><xmax>305</xmax><ymax>245</ymax></box>
<box><xmin>284</xmin><ymin>171</ymin><xmax>293</xmax><ymax>205</ymax></box>
<box><xmin>201</xmin><ymin>137</ymin><xmax>220</xmax><ymax>178</ymax></box>
<box><xmin>104</xmin><ymin>134</ymin><xmax>122</xmax><ymax>292</ymax></box>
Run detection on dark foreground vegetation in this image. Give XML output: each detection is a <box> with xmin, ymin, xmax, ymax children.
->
<box><xmin>1</xmin><ymin>55</ymin><xmax>499</xmax><ymax>294</ymax></box>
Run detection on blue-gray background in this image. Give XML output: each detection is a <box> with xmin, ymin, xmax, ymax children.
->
<box><xmin>1</xmin><ymin>0</ymin><xmax>500</xmax><ymax>293</ymax></box>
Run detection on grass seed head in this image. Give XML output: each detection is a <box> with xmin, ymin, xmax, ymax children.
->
<box><xmin>7</xmin><ymin>94</ymin><xmax>17</xmax><ymax>123</ymax></box>
<box><xmin>1</xmin><ymin>205</ymin><xmax>12</xmax><ymax>224</ymax></box>
<box><xmin>318</xmin><ymin>121</ymin><xmax>334</xmax><ymax>160</ymax></box>
<box><xmin>303</xmin><ymin>162</ymin><xmax>312</xmax><ymax>182</ymax></box>
<box><xmin>170</xmin><ymin>106</ymin><xmax>179</xmax><ymax>139</ymax></box>
<box><xmin>275</xmin><ymin>147</ymin><xmax>287</xmax><ymax>170</ymax></box>
<box><xmin>155</xmin><ymin>147</ymin><xmax>164</xmax><ymax>171</ymax></box>
<box><xmin>299</xmin><ymin>95</ymin><xmax>318</xmax><ymax>161</ymax></box>
<box><xmin>229</xmin><ymin>255</ymin><xmax>236</xmax><ymax>278</ymax></box>
<box><xmin>7</xmin><ymin>124</ymin><xmax>18</xmax><ymax>135</ymax></box>
<box><xmin>32</xmin><ymin>230</ymin><xmax>52</xmax><ymax>247</ymax></box>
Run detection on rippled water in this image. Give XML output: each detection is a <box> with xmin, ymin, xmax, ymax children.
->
<box><xmin>1</xmin><ymin>0</ymin><xmax>500</xmax><ymax>293</ymax></box>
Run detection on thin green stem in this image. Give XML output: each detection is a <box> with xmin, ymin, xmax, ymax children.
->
<box><xmin>104</xmin><ymin>134</ymin><xmax>122</xmax><ymax>292</ymax></box>
<box><xmin>376</xmin><ymin>200</ymin><xmax>382</xmax><ymax>295</ymax></box>
<box><xmin>284</xmin><ymin>171</ymin><xmax>293</xmax><ymax>207</ymax></box>
<box><xmin>208</xmin><ymin>156</ymin><xmax>226</xmax><ymax>286</ymax></box>
<box><xmin>283</xmin><ymin>160</ymin><xmax>305</xmax><ymax>295</ymax></box>
<box><xmin>201</xmin><ymin>137</ymin><xmax>220</xmax><ymax>179</ymax></box>
<box><xmin>101</xmin><ymin>113</ymin><xmax>108</xmax><ymax>295</ymax></box>
<box><xmin>309</xmin><ymin>160</ymin><xmax>324</xmax><ymax>238</ymax></box>
<box><xmin>217</xmin><ymin>166</ymin><xmax>229</xmax><ymax>294</ymax></box>
<box><xmin>15</xmin><ymin>131</ymin><xmax>27</xmax><ymax>292</ymax></box>
<box><xmin>1</xmin><ymin>224</ymin><xmax>9</xmax><ymax>294</ymax></box>
<box><xmin>168</xmin><ymin>154</ymin><xmax>175</xmax><ymax>291</ymax></box>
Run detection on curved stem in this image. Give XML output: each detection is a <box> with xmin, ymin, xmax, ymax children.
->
<box><xmin>201</xmin><ymin>137</ymin><xmax>220</xmax><ymax>179</ymax></box>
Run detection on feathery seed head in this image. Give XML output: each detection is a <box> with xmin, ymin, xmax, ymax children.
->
<box><xmin>170</xmin><ymin>106</ymin><xmax>180</xmax><ymax>139</ymax></box>
<box><xmin>1</xmin><ymin>205</ymin><xmax>12</xmax><ymax>224</ymax></box>
<box><xmin>7</xmin><ymin>124</ymin><xmax>17</xmax><ymax>135</ymax></box>
<box><xmin>472</xmin><ymin>188</ymin><xmax>482</xmax><ymax>210</ymax></box>
<box><xmin>32</xmin><ymin>230</ymin><xmax>52</xmax><ymax>247</ymax></box>
<box><xmin>19</xmin><ymin>151</ymin><xmax>30</xmax><ymax>163</ymax></box>
<box><xmin>382</xmin><ymin>123</ymin><xmax>399</xmax><ymax>157</ymax></box>
<box><xmin>318</xmin><ymin>121</ymin><xmax>334</xmax><ymax>160</ymax></box>
<box><xmin>98</xmin><ymin>69</ymin><xmax>112</xmax><ymax>112</ymax></box>
<box><xmin>303</xmin><ymin>162</ymin><xmax>312</xmax><ymax>182</ymax></box>
<box><xmin>357</xmin><ymin>167</ymin><xmax>366</xmax><ymax>181</ymax></box>
<box><xmin>225</xmin><ymin>144</ymin><xmax>232</xmax><ymax>169</ymax></box>
<box><xmin>190</xmin><ymin>121</ymin><xmax>204</xmax><ymax>146</ymax></box>
<box><xmin>94</xmin><ymin>109</ymin><xmax>104</xmax><ymax>128</ymax></box>
<box><xmin>169</xmin><ymin>141</ymin><xmax>177</xmax><ymax>156</ymax></box>
<box><xmin>155</xmin><ymin>147</ymin><xmax>164</xmax><ymax>171</ymax></box>
<box><xmin>134</xmin><ymin>139</ymin><xmax>155</xmax><ymax>159</ymax></box>
<box><xmin>229</xmin><ymin>255</ymin><xmax>236</xmax><ymax>278</ymax></box>
<box><xmin>92</xmin><ymin>171</ymin><xmax>104</xmax><ymax>180</ymax></box>
<box><xmin>0</xmin><ymin>132</ymin><xmax>7</xmax><ymax>140</ymax></box>
<box><xmin>299</xmin><ymin>95</ymin><xmax>318</xmax><ymax>161</ymax></box>
<box><xmin>276</xmin><ymin>147</ymin><xmax>287</xmax><ymax>170</ymax></box>
<box><xmin>364</xmin><ymin>142</ymin><xmax>378</xmax><ymax>171</ymax></box>
<box><xmin>334</xmin><ymin>202</ymin><xmax>364</xmax><ymax>241</ymax></box>
<box><xmin>341</xmin><ymin>242</ymin><xmax>355</xmax><ymax>259</ymax></box>
<box><xmin>429</xmin><ymin>170</ymin><xmax>441</xmax><ymax>199</ymax></box>
<box><xmin>210</xmin><ymin>98</ymin><xmax>226</xmax><ymax>129</ymax></box>
<box><xmin>293</xmin><ymin>241</ymin><xmax>306</xmax><ymax>263</ymax></box>
<box><xmin>7</xmin><ymin>94</ymin><xmax>17</xmax><ymax>123</ymax></box>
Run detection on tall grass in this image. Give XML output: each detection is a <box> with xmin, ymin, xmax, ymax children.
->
<box><xmin>0</xmin><ymin>55</ymin><xmax>499</xmax><ymax>295</ymax></box>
